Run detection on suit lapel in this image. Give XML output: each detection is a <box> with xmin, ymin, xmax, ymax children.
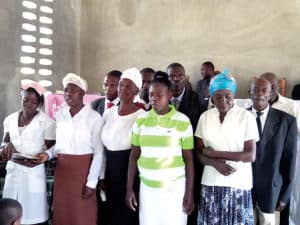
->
<box><xmin>260</xmin><ymin>108</ymin><xmax>280</xmax><ymax>145</ymax></box>
<box><xmin>99</xmin><ymin>98</ymin><xmax>105</xmax><ymax>115</ymax></box>
<box><xmin>178</xmin><ymin>90</ymin><xmax>189</xmax><ymax>112</ymax></box>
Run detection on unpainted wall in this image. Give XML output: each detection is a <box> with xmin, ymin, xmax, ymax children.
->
<box><xmin>80</xmin><ymin>0</ymin><xmax>300</xmax><ymax>97</ymax></box>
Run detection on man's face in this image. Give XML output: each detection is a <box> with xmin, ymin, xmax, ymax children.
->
<box><xmin>260</xmin><ymin>73</ymin><xmax>278</xmax><ymax>103</ymax></box>
<box><xmin>103</xmin><ymin>75</ymin><xmax>120</xmax><ymax>101</ymax></box>
<box><xmin>200</xmin><ymin>65</ymin><xmax>209</xmax><ymax>78</ymax></box>
<box><xmin>167</xmin><ymin>66</ymin><xmax>186</xmax><ymax>97</ymax></box>
<box><xmin>140</xmin><ymin>72</ymin><xmax>154</xmax><ymax>103</ymax></box>
<box><xmin>250</xmin><ymin>78</ymin><xmax>271</xmax><ymax>111</ymax></box>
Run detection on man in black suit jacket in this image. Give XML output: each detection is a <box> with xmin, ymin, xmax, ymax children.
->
<box><xmin>166</xmin><ymin>63</ymin><xmax>206</xmax><ymax>130</ymax></box>
<box><xmin>250</xmin><ymin>78</ymin><xmax>297</xmax><ymax>225</ymax></box>
<box><xmin>92</xmin><ymin>70</ymin><xmax>121</xmax><ymax>116</ymax></box>
<box><xmin>91</xmin><ymin>70</ymin><xmax>121</xmax><ymax>225</ymax></box>
<box><xmin>166</xmin><ymin>63</ymin><xmax>207</xmax><ymax>225</ymax></box>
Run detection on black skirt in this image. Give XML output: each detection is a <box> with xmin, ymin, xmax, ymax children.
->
<box><xmin>105</xmin><ymin>148</ymin><xmax>139</xmax><ymax>225</ymax></box>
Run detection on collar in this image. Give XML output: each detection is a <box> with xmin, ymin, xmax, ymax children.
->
<box><xmin>105</xmin><ymin>97</ymin><xmax>120</xmax><ymax>106</ymax></box>
<box><xmin>171</xmin><ymin>87</ymin><xmax>185</xmax><ymax>102</ymax></box>
<box><xmin>149</xmin><ymin>104</ymin><xmax>176</xmax><ymax>118</ymax></box>
<box><xmin>251</xmin><ymin>104</ymin><xmax>270</xmax><ymax>116</ymax></box>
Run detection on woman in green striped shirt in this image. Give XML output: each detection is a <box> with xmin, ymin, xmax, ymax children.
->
<box><xmin>126</xmin><ymin>71</ymin><xmax>195</xmax><ymax>225</ymax></box>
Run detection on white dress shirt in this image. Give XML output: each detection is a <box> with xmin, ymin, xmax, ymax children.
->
<box><xmin>251</xmin><ymin>105</ymin><xmax>270</xmax><ymax>131</ymax></box>
<box><xmin>170</xmin><ymin>88</ymin><xmax>185</xmax><ymax>108</ymax></box>
<box><xmin>47</xmin><ymin>105</ymin><xmax>104</xmax><ymax>188</ymax></box>
<box><xmin>105</xmin><ymin>97</ymin><xmax>120</xmax><ymax>110</ymax></box>
<box><xmin>272</xmin><ymin>94</ymin><xmax>300</xmax><ymax>132</ymax></box>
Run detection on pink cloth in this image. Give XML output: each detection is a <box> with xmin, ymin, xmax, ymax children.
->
<box><xmin>45</xmin><ymin>94</ymin><xmax>103</xmax><ymax>119</ymax></box>
<box><xmin>21</xmin><ymin>82</ymin><xmax>46</xmax><ymax>96</ymax></box>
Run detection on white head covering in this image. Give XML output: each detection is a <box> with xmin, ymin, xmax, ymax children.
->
<box><xmin>121</xmin><ymin>68</ymin><xmax>142</xmax><ymax>89</ymax></box>
<box><xmin>62</xmin><ymin>73</ymin><xmax>88</xmax><ymax>91</ymax></box>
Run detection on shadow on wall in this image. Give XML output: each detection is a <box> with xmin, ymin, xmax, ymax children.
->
<box><xmin>118</xmin><ymin>0</ymin><xmax>140</xmax><ymax>26</ymax></box>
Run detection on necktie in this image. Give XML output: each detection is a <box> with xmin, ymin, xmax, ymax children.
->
<box><xmin>107</xmin><ymin>102</ymin><xmax>114</xmax><ymax>109</ymax></box>
<box><xmin>172</xmin><ymin>98</ymin><xmax>180</xmax><ymax>109</ymax></box>
<box><xmin>256</xmin><ymin>111</ymin><xmax>263</xmax><ymax>139</ymax></box>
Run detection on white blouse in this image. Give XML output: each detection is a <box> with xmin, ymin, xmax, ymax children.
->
<box><xmin>195</xmin><ymin>105</ymin><xmax>259</xmax><ymax>190</ymax></box>
<box><xmin>101</xmin><ymin>106</ymin><xmax>145</xmax><ymax>151</ymax></box>
<box><xmin>48</xmin><ymin>105</ymin><xmax>104</xmax><ymax>188</ymax></box>
<box><xmin>3</xmin><ymin>110</ymin><xmax>55</xmax><ymax>155</ymax></box>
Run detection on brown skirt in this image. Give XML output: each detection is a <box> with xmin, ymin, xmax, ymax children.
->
<box><xmin>52</xmin><ymin>154</ymin><xmax>97</xmax><ymax>225</ymax></box>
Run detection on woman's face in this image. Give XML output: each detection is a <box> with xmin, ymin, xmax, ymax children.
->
<box><xmin>149</xmin><ymin>83</ymin><xmax>172</xmax><ymax>114</ymax></box>
<box><xmin>118</xmin><ymin>78</ymin><xmax>138</xmax><ymax>102</ymax></box>
<box><xmin>22</xmin><ymin>91</ymin><xmax>39</xmax><ymax>115</ymax></box>
<box><xmin>212</xmin><ymin>89</ymin><xmax>234</xmax><ymax>113</ymax></box>
<box><xmin>64</xmin><ymin>83</ymin><xmax>84</xmax><ymax>107</ymax></box>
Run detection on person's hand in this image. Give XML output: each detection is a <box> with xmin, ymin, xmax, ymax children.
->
<box><xmin>35</xmin><ymin>152</ymin><xmax>49</xmax><ymax>164</ymax></box>
<box><xmin>214</xmin><ymin>160</ymin><xmax>236</xmax><ymax>176</ymax></box>
<box><xmin>126</xmin><ymin>189</ymin><xmax>138</xmax><ymax>211</ymax></box>
<box><xmin>276</xmin><ymin>201</ymin><xmax>287</xmax><ymax>211</ymax></box>
<box><xmin>2</xmin><ymin>143</ymin><xmax>17</xmax><ymax>160</ymax></box>
<box><xmin>97</xmin><ymin>179</ymin><xmax>107</xmax><ymax>201</ymax></box>
<box><xmin>13</xmin><ymin>158</ymin><xmax>39</xmax><ymax>168</ymax></box>
<box><xmin>183</xmin><ymin>190</ymin><xmax>195</xmax><ymax>215</ymax></box>
<box><xmin>82</xmin><ymin>186</ymin><xmax>96</xmax><ymax>200</ymax></box>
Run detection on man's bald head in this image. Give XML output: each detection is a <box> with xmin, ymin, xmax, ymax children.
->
<box><xmin>0</xmin><ymin>199</ymin><xmax>22</xmax><ymax>225</ymax></box>
<box><xmin>260</xmin><ymin>72</ymin><xmax>279</xmax><ymax>103</ymax></box>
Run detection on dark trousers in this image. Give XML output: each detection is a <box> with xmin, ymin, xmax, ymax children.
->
<box><xmin>97</xmin><ymin>184</ymin><xmax>109</xmax><ymax>225</ymax></box>
<box><xmin>187</xmin><ymin>161</ymin><xmax>203</xmax><ymax>225</ymax></box>
<box><xmin>279</xmin><ymin>202</ymin><xmax>290</xmax><ymax>225</ymax></box>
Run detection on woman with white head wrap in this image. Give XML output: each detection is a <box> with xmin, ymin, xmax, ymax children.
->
<box><xmin>101</xmin><ymin>68</ymin><xmax>145</xmax><ymax>225</ymax></box>
<box><xmin>37</xmin><ymin>73</ymin><xmax>105</xmax><ymax>225</ymax></box>
<box><xmin>194</xmin><ymin>70</ymin><xmax>259</xmax><ymax>225</ymax></box>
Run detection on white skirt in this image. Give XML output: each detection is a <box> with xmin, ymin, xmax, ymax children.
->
<box><xmin>3</xmin><ymin>161</ymin><xmax>48</xmax><ymax>224</ymax></box>
<box><xmin>139</xmin><ymin>178</ymin><xmax>187</xmax><ymax>225</ymax></box>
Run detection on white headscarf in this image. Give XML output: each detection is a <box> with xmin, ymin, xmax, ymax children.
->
<box><xmin>121</xmin><ymin>68</ymin><xmax>142</xmax><ymax>89</ymax></box>
<box><xmin>62</xmin><ymin>73</ymin><xmax>88</xmax><ymax>91</ymax></box>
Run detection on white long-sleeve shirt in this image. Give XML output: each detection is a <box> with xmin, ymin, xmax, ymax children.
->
<box><xmin>272</xmin><ymin>94</ymin><xmax>300</xmax><ymax>133</ymax></box>
<box><xmin>47</xmin><ymin>105</ymin><xmax>104</xmax><ymax>188</ymax></box>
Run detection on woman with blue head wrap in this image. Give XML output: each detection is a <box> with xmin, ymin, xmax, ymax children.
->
<box><xmin>195</xmin><ymin>70</ymin><xmax>259</xmax><ymax>225</ymax></box>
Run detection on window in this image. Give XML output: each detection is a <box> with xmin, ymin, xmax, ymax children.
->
<box><xmin>20</xmin><ymin>0</ymin><xmax>54</xmax><ymax>89</ymax></box>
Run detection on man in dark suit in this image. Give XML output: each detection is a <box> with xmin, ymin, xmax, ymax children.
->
<box><xmin>92</xmin><ymin>70</ymin><xmax>121</xmax><ymax>116</ymax></box>
<box><xmin>166</xmin><ymin>63</ymin><xmax>206</xmax><ymax>130</ymax></box>
<box><xmin>250</xmin><ymin>77</ymin><xmax>297</xmax><ymax>225</ymax></box>
<box><xmin>195</xmin><ymin>61</ymin><xmax>215</xmax><ymax>102</ymax></box>
<box><xmin>91</xmin><ymin>70</ymin><xmax>121</xmax><ymax>225</ymax></box>
<box><xmin>166</xmin><ymin>63</ymin><xmax>206</xmax><ymax>225</ymax></box>
<box><xmin>139</xmin><ymin>67</ymin><xmax>155</xmax><ymax>110</ymax></box>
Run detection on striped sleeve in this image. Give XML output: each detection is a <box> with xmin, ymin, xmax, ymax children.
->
<box><xmin>131</xmin><ymin>117</ymin><xmax>143</xmax><ymax>147</ymax></box>
<box><xmin>181</xmin><ymin>121</ymin><xmax>194</xmax><ymax>150</ymax></box>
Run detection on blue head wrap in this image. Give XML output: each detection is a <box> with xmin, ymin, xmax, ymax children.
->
<box><xmin>209</xmin><ymin>69</ymin><xmax>237</xmax><ymax>96</ymax></box>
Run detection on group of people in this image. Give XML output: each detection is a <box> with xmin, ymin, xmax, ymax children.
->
<box><xmin>0</xmin><ymin>61</ymin><xmax>299</xmax><ymax>225</ymax></box>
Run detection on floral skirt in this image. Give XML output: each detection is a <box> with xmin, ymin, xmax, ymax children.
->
<box><xmin>198</xmin><ymin>185</ymin><xmax>254</xmax><ymax>225</ymax></box>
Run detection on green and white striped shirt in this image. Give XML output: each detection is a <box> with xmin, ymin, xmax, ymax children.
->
<box><xmin>132</xmin><ymin>105</ymin><xmax>194</xmax><ymax>188</ymax></box>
